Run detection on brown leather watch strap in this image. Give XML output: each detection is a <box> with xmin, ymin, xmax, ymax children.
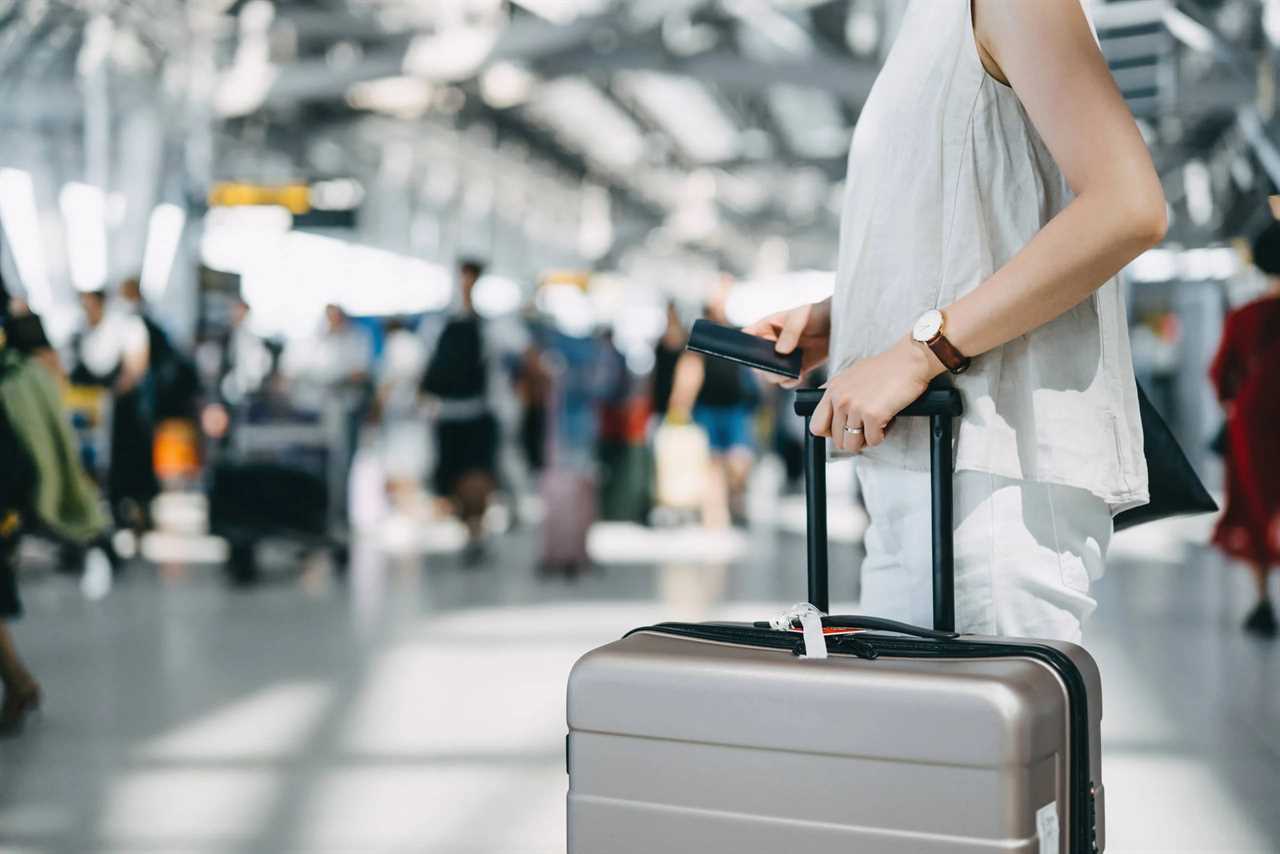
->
<box><xmin>926</xmin><ymin>332</ymin><xmax>972</xmax><ymax>374</ymax></box>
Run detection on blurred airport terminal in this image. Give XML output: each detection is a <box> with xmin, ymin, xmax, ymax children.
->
<box><xmin>0</xmin><ymin>0</ymin><xmax>1278</xmax><ymax>852</ymax></box>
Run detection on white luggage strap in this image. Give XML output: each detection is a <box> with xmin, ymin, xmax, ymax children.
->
<box><xmin>771</xmin><ymin>603</ymin><xmax>828</xmax><ymax>660</ymax></box>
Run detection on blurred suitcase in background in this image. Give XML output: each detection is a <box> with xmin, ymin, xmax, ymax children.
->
<box><xmin>208</xmin><ymin>461</ymin><xmax>327</xmax><ymax>540</ymax></box>
<box><xmin>539</xmin><ymin>467</ymin><xmax>595</xmax><ymax>574</ymax></box>
<box><xmin>567</xmin><ymin>385</ymin><xmax>1105</xmax><ymax>853</ymax></box>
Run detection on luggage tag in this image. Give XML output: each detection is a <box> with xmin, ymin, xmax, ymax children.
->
<box><xmin>769</xmin><ymin>604</ymin><xmax>865</xmax><ymax>659</ymax></box>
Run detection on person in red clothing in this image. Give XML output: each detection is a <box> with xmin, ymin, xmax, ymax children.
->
<box><xmin>1210</xmin><ymin>222</ymin><xmax>1280</xmax><ymax>638</ymax></box>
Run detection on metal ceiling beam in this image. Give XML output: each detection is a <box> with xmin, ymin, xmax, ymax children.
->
<box><xmin>264</xmin><ymin>11</ymin><xmax>615</xmax><ymax>106</ymax></box>
<box><xmin>535</xmin><ymin>42</ymin><xmax>879</xmax><ymax>102</ymax></box>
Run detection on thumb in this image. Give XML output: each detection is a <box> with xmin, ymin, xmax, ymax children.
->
<box><xmin>775</xmin><ymin>308</ymin><xmax>807</xmax><ymax>354</ymax></box>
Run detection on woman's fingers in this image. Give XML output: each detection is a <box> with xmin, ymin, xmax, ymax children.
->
<box><xmin>845</xmin><ymin>411</ymin><xmax>866</xmax><ymax>454</ymax></box>
<box><xmin>742</xmin><ymin>317</ymin><xmax>778</xmax><ymax>340</ymax></box>
<box><xmin>862</xmin><ymin>416</ymin><xmax>886</xmax><ymax>448</ymax></box>
<box><xmin>810</xmin><ymin>389</ymin><xmax>834</xmax><ymax>438</ymax></box>
<box><xmin>775</xmin><ymin>306</ymin><xmax>809</xmax><ymax>354</ymax></box>
<box><xmin>833</xmin><ymin>397</ymin><xmax>867</xmax><ymax>454</ymax></box>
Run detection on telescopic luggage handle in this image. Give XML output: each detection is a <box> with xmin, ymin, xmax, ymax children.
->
<box><xmin>793</xmin><ymin>382</ymin><xmax>963</xmax><ymax>632</ymax></box>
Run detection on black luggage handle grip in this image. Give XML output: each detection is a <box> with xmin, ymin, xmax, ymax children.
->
<box><xmin>751</xmin><ymin>615</ymin><xmax>958</xmax><ymax>640</ymax></box>
<box><xmin>793</xmin><ymin>386</ymin><xmax>962</xmax><ymax>419</ymax></box>
<box><xmin>792</xmin><ymin>380</ymin><xmax>962</xmax><ymax>633</ymax></box>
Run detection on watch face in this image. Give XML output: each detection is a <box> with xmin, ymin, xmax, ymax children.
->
<box><xmin>912</xmin><ymin>309</ymin><xmax>943</xmax><ymax>342</ymax></box>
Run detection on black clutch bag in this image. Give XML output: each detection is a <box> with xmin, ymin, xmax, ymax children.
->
<box><xmin>1113</xmin><ymin>383</ymin><xmax>1218</xmax><ymax>531</ymax></box>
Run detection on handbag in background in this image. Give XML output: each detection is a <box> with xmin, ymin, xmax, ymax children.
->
<box><xmin>1114</xmin><ymin>382</ymin><xmax>1218</xmax><ymax>531</ymax></box>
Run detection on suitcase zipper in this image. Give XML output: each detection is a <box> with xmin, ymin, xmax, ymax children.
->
<box><xmin>627</xmin><ymin>624</ymin><xmax>1097</xmax><ymax>854</ymax></box>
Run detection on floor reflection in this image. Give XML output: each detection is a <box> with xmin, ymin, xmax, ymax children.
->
<box><xmin>0</xmin><ymin>515</ymin><xmax>1276</xmax><ymax>852</ymax></box>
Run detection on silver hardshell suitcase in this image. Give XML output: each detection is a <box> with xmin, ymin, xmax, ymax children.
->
<box><xmin>567</xmin><ymin>385</ymin><xmax>1104</xmax><ymax>853</ymax></box>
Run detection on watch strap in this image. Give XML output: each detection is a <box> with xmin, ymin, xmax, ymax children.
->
<box><xmin>926</xmin><ymin>331</ymin><xmax>971</xmax><ymax>374</ymax></box>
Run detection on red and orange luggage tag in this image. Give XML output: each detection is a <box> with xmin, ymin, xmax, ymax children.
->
<box><xmin>769</xmin><ymin>604</ymin><xmax>866</xmax><ymax>659</ymax></box>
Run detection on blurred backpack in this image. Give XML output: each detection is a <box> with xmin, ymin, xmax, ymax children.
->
<box><xmin>421</xmin><ymin>316</ymin><xmax>487</xmax><ymax>400</ymax></box>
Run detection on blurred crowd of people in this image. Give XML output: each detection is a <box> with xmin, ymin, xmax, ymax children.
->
<box><xmin>4</xmin><ymin>224</ymin><xmax>1280</xmax><ymax>736</ymax></box>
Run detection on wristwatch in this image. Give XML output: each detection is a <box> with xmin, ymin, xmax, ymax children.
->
<box><xmin>911</xmin><ymin>309</ymin><xmax>971</xmax><ymax>374</ymax></box>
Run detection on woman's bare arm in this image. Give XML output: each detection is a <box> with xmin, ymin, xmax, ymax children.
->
<box><xmin>813</xmin><ymin>0</ymin><xmax>1166</xmax><ymax>448</ymax></box>
<box><xmin>935</xmin><ymin>0</ymin><xmax>1167</xmax><ymax>369</ymax></box>
<box><xmin>667</xmin><ymin>352</ymin><xmax>705</xmax><ymax>420</ymax></box>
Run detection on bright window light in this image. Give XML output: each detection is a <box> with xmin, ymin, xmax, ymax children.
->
<box><xmin>535</xmin><ymin>282</ymin><xmax>595</xmax><ymax>337</ymax></box>
<box><xmin>237</xmin><ymin>230</ymin><xmax>453</xmax><ymax>338</ymax></box>
<box><xmin>199</xmin><ymin>205</ymin><xmax>293</xmax><ymax>275</ymax></box>
<box><xmin>60</xmin><ymin>182</ymin><xmax>110</xmax><ymax>293</ymax></box>
<box><xmin>1182</xmin><ymin>247</ymin><xmax>1239</xmax><ymax>281</ymax></box>
<box><xmin>724</xmin><ymin>270</ymin><xmax>835</xmax><ymax>327</ymax></box>
<box><xmin>0</xmin><ymin>168</ymin><xmax>53</xmax><ymax>313</ymax></box>
<box><xmin>140</xmin><ymin>203</ymin><xmax>186</xmax><ymax>302</ymax></box>
<box><xmin>472</xmin><ymin>274</ymin><xmax>524</xmax><ymax>318</ymax></box>
<box><xmin>1129</xmin><ymin>248</ymin><xmax>1178</xmax><ymax>283</ymax></box>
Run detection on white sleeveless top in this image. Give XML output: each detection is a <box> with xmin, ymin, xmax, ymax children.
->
<box><xmin>830</xmin><ymin>0</ymin><xmax>1148</xmax><ymax>512</ymax></box>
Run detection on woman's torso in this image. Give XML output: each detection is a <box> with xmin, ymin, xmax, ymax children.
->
<box><xmin>830</xmin><ymin>0</ymin><xmax>1147</xmax><ymax>511</ymax></box>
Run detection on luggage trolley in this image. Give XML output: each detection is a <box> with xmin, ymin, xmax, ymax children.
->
<box><xmin>208</xmin><ymin>396</ymin><xmax>350</xmax><ymax>582</ymax></box>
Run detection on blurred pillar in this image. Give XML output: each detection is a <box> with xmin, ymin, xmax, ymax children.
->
<box><xmin>80</xmin><ymin>16</ymin><xmax>113</xmax><ymax>280</ymax></box>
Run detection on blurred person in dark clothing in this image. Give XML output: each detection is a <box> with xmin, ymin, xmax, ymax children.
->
<box><xmin>0</xmin><ymin>276</ymin><xmax>60</xmax><ymax>378</ymax></box>
<box><xmin>420</xmin><ymin>260</ymin><xmax>506</xmax><ymax>565</ymax></box>
<box><xmin>1210</xmin><ymin>222</ymin><xmax>1280</xmax><ymax>638</ymax></box>
<box><xmin>0</xmin><ymin>276</ymin><xmax>109</xmax><ymax>734</ymax></box>
<box><xmin>68</xmin><ymin>288</ymin><xmax>157</xmax><ymax>532</ymax></box>
<box><xmin>0</xmin><ymin>277</ymin><xmax>47</xmax><ymax>732</ymax></box>
<box><xmin>667</xmin><ymin>291</ymin><xmax>757</xmax><ymax>528</ymax></box>
<box><xmin>0</xmin><ymin>385</ymin><xmax>40</xmax><ymax>734</ymax></box>
<box><xmin>119</xmin><ymin>277</ymin><xmax>198</xmax><ymax>421</ymax></box>
<box><xmin>650</xmin><ymin>301</ymin><xmax>685</xmax><ymax>420</ymax></box>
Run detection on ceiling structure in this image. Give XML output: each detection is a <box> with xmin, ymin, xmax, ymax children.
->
<box><xmin>1</xmin><ymin>0</ymin><xmax>1278</xmax><ymax>274</ymax></box>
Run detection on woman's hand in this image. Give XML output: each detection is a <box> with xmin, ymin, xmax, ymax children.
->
<box><xmin>743</xmin><ymin>298</ymin><xmax>831</xmax><ymax>388</ymax></box>
<box><xmin>810</xmin><ymin>337</ymin><xmax>942</xmax><ymax>453</ymax></box>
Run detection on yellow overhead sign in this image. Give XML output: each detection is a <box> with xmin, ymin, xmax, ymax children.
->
<box><xmin>208</xmin><ymin>182</ymin><xmax>310</xmax><ymax>214</ymax></box>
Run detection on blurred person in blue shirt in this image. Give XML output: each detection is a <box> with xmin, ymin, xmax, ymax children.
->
<box><xmin>667</xmin><ymin>287</ymin><xmax>758</xmax><ymax>528</ymax></box>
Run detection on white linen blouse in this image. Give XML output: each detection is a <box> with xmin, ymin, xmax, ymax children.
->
<box><xmin>829</xmin><ymin>0</ymin><xmax>1148</xmax><ymax>512</ymax></box>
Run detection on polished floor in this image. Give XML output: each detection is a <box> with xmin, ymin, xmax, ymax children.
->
<box><xmin>0</xmin><ymin>497</ymin><xmax>1277</xmax><ymax>853</ymax></box>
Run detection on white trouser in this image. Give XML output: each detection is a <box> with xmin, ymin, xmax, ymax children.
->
<box><xmin>855</xmin><ymin>458</ymin><xmax>1112</xmax><ymax>644</ymax></box>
